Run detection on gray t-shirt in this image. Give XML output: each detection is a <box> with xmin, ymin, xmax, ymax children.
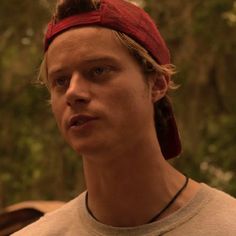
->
<box><xmin>12</xmin><ymin>184</ymin><xmax>236</xmax><ymax>235</ymax></box>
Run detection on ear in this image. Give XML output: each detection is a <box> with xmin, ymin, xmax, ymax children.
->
<box><xmin>150</xmin><ymin>75</ymin><xmax>168</xmax><ymax>103</ymax></box>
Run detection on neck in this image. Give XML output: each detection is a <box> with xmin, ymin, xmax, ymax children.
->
<box><xmin>82</xmin><ymin>138</ymin><xmax>199</xmax><ymax>227</ymax></box>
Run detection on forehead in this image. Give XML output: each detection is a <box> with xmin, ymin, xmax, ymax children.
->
<box><xmin>48</xmin><ymin>27</ymin><xmax>114</xmax><ymax>51</ymax></box>
<box><xmin>47</xmin><ymin>27</ymin><xmax>135</xmax><ymax>69</ymax></box>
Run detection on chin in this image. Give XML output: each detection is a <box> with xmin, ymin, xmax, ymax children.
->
<box><xmin>73</xmin><ymin>138</ymin><xmax>114</xmax><ymax>157</ymax></box>
<box><xmin>70</xmin><ymin>141</ymin><xmax>99</xmax><ymax>156</ymax></box>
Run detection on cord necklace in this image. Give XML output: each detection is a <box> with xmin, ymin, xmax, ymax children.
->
<box><xmin>147</xmin><ymin>176</ymin><xmax>189</xmax><ymax>223</ymax></box>
<box><xmin>85</xmin><ymin>176</ymin><xmax>189</xmax><ymax>224</ymax></box>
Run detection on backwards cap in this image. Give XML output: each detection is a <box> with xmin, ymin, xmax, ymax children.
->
<box><xmin>44</xmin><ymin>0</ymin><xmax>181</xmax><ymax>159</ymax></box>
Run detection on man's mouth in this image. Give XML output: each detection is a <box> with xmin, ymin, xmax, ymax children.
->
<box><xmin>68</xmin><ymin>115</ymin><xmax>98</xmax><ymax>128</ymax></box>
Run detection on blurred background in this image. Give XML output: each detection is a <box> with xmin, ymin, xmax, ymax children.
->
<box><xmin>0</xmin><ymin>0</ymin><xmax>235</xmax><ymax>210</ymax></box>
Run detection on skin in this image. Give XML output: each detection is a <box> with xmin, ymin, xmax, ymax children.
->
<box><xmin>47</xmin><ymin>26</ymin><xmax>200</xmax><ymax>227</ymax></box>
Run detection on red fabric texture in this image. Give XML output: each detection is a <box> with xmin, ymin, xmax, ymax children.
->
<box><xmin>45</xmin><ymin>0</ymin><xmax>170</xmax><ymax>65</ymax></box>
<box><xmin>44</xmin><ymin>0</ymin><xmax>181</xmax><ymax>159</ymax></box>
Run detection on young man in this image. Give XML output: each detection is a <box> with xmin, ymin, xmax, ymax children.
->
<box><xmin>13</xmin><ymin>0</ymin><xmax>236</xmax><ymax>235</ymax></box>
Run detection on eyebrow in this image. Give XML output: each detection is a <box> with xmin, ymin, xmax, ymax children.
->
<box><xmin>48</xmin><ymin>55</ymin><xmax>122</xmax><ymax>77</ymax></box>
<box><xmin>81</xmin><ymin>55</ymin><xmax>121</xmax><ymax>65</ymax></box>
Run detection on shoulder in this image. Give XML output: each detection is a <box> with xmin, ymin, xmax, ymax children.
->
<box><xmin>189</xmin><ymin>184</ymin><xmax>236</xmax><ymax>234</ymax></box>
<box><xmin>11</xmin><ymin>193</ymin><xmax>85</xmax><ymax>236</ymax></box>
<box><xmin>169</xmin><ymin>184</ymin><xmax>236</xmax><ymax>236</ymax></box>
<box><xmin>205</xmin><ymin>184</ymin><xmax>236</xmax><ymax>208</ymax></box>
<box><xmin>205</xmin><ymin>184</ymin><xmax>236</xmax><ymax>219</ymax></box>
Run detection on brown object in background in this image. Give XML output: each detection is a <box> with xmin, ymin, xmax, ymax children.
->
<box><xmin>0</xmin><ymin>201</ymin><xmax>65</xmax><ymax>235</ymax></box>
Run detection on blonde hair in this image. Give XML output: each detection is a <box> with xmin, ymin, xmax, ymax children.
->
<box><xmin>113</xmin><ymin>31</ymin><xmax>177</xmax><ymax>90</ymax></box>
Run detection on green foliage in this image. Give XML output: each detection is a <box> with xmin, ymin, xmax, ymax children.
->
<box><xmin>0</xmin><ymin>0</ymin><xmax>235</xmax><ymax>209</ymax></box>
<box><xmin>0</xmin><ymin>0</ymin><xmax>84</xmax><ymax>209</ymax></box>
<box><xmin>150</xmin><ymin>0</ymin><xmax>236</xmax><ymax>194</ymax></box>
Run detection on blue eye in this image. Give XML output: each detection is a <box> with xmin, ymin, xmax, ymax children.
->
<box><xmin>90</xmin><ymin>66</ymin><xmax>111</xmax><ymax>78</ymax></box>
<box><xmin>54</xmin><ymin>77</ymin><xmax>69</xmax><ymax>87</ymax></box>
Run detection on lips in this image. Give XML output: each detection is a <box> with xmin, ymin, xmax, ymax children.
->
<box><xmin>68</xmin><ymin>114</ymin><xmax>98</xmax><ymax>129</ymax></box>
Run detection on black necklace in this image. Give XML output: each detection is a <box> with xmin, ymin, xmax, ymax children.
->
<box><xmin>147</xmin><ymin>176</ymin><xmax>189</xmax><ymax>223</ymax></box>
<box><xmin>85</xmin><ymin>176</ymin><xmax>189</xmax><ymax>224</ymax></box>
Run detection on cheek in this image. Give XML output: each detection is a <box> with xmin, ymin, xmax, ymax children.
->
<box><xmin>105</xmin><ymin>85</ymin><xmax>151</xmax><ymax>121</ymax></box>
<box><xmin>50</xmin><ymin>96</ymin><xmax>64</xmax><ymax>128</ymax></box>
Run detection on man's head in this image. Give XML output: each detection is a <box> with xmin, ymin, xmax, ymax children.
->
<box><xmin>41</xmin><ymin>0</ymin><xmax>181</xmax><ymax>159</ymax></box>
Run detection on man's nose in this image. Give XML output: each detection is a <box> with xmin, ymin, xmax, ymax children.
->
<box><xmin>65</xmin><ymin>72</ymin><xmax>91</xmax><ymax>107</ymax></box>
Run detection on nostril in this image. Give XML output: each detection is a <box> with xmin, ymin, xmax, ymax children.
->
<box><xmin>66</xmin><ymin>93</ymin><xmax>91</xmax><ymax>107</ymax></box>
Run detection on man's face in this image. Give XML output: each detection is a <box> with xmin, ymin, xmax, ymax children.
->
<box><xmin>47</xmin><ymin>27</ymin><xmax>157</xmax><ymax>156</ymax></box>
